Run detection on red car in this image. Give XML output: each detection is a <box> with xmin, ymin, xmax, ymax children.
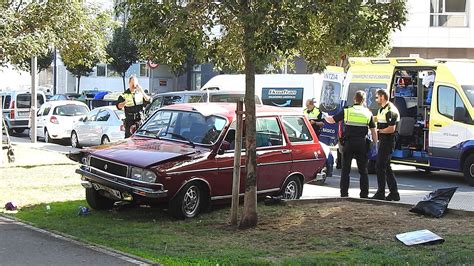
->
<box><xmin>72</xmin><ymin>103</ymin><xmax>327</xmax><ymax>218</ymax></box>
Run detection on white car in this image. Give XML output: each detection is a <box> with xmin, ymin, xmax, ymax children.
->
<box><xmin>34</xmin><ymin>100</ymin><xmax>90</xmax><ymax>143</ymax></box>
<box><xmin>71</xmin><ymin>106</ymin><xmax>125</xmax><ymax>148</ymax></box>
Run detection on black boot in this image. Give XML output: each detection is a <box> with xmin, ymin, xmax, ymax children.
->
<box><xmin>385</xmin><ymin>193</ymin><xmax>400</xmax><ymax>201</ymax></box>
<box><xmin>370</xmin><ymin>192</ymin><xmax>386</xmax><ymax>200</ymax></box>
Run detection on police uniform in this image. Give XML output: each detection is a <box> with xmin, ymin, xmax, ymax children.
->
<box><xmin>333</xmin><ymin>104</ymin><xmax>375</xmax><ymax>197</ymax></box>
<box><xmin>303</xmin><ymin>107</ymin><xmax>322</xmax><ymax>137</ymax></box>
<box><xmin>374</xmin><ymin>102</ymin><xmax>400</xmax><ymax>200</ymax></box>
<box><xmin>116</xmin><ymin>89</ymin><xmax>148</xmax><ymax>138</ymax></box>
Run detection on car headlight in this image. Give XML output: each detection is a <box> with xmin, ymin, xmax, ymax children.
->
<box><xmin>130</xmin><ymin>167</ymin><xmax>157</xmax><ymax>183</ymax></box>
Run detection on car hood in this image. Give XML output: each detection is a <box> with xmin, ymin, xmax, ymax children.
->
<box><xmin>87</xmin><ymin>137</ymin><xmax>202</xmax><ymax>168</ymax></box>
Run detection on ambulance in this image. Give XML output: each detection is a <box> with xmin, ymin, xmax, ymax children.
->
<box><xmin>340</xmin><ymin>57</ymin><xmax>474</xmax><ymax>186</ymax></box>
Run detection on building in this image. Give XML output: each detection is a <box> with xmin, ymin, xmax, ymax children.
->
<box><xmin>390</xmin><ymin>0</ymin><xmax>474</xmax><ymax>59</ymax></box>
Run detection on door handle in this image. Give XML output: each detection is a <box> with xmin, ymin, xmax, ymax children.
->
<box><xmin>434</xmin><ymin>124</ymin><xmax>442</xmax><ymax>127</ymax></box>
<box><xmin>281</xmin><ymin>149</ymin><xmax>292</xmax><ymax>154</ymax></box>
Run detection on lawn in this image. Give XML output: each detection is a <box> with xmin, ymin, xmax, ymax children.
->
<box><xmin>10</xmin><ymin>200</ymin><xmax>474</xmax><ymax>265</ymax></box>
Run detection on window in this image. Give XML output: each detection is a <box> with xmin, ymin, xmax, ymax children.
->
<box><xmin>319</xmin><ymin>81</ymin><xmax>342</xmax><ymax>113</ymax></box>
<box><xmin>16</xmin><ymin>94</ymin><xmax>31</xmax><ymax>108</ymax></box>
<box><xmin>438</xmin><ymin>85</ymin><xmax>468</xmax><ymax>120</ymax></box>
<box><xmin>42</xmin><ymin>106</ymin><xmax>51</xmax><ymax>116</ymax></box>
<box><xmin>139</xmin><ymin>63</ymin><xmax>149</xmax><ymax>77</ymax></box>
<box><xmin>282</xmin><ymin>116</ymin><xmax>313</xmax><ymax>143</ymax></box>
<box><xmin>187</xmin><ymin>95</ymin><xmax>204</xmax><ymax>103</ymax></box>
<box><xmin>3</xmin><ymin>95</ymin><xmax>11</xmax><ymax>109</ymax></box>
<box><xmin>461</xmin><ymin>85</ymin><xmax>474</xmax><ymax>107</ymax></box>
<box><xmin>53</xmin><ymin>105</ymin><xmax>89</xmax><ymax>116</ymax></box>
<box><xmin>162</xmin><ymin>96</ymin><xmax>184</xmax><ymax>106</ymax></box>
<box><xmin>430</xmin><ymin>0</ymin><xmax>468</xmax><ymax>27</ymax></box>
<box><xmin>347</xmin><ymin>83</ymin><xmax>387</xmax><ymax>114</ymax></box>
<box><xmin>96</xmin><ymin>110</ymin><xmax>111</xmax><ymax>122</ymax></box>
<box><xmin>96</xmin><ymin>65</ymin><xmax>106</xmax><ymax>77</ymax></box>
<box><xmin>107</xmin><ymin>65</ymin><xmax>121</xmax><ymax>77</ymax></box>
<box><xmin>86</xmin><ymin>111</ymin><xmax>98</xmax><ymax>122</ymax></box>
<box><xmin>147</xmin><ymin>96</ymin><xmax>163</xmax><ymax>115</ymax></box>
<box><xmin>256</xmin><ymin>117</ymin><xmax>283</xmax><ymax>147</ymax></box>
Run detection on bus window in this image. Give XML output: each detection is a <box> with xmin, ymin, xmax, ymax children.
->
<box><xmin>319</xmin><ymin>81</ymin><xmax>341</xmax><ymax>113</ymax></box>
<box><xmin>347</xmin><ymin>83</ymin><xmax>387</xmax><ymax>113</ymax></box>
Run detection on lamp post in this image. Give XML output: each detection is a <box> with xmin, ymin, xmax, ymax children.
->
<box><xmin>30</xmin><ymin>56</ymin><xmax>37</xmax><ymax>143</ymax></box>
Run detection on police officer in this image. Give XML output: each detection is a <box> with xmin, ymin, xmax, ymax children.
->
<box><xmin>303</xmin><ymin>99</ymin><xmax>323</xmax><ymax>136</ymax></box>
<box><xmin>371</xmin><ymin>89</ymin><xmax>400</xmax><ymax>201</ymax></box>
<box><xmin>324</xmin><ymin>90</ymin><xmax>377</xmax><ymax>198</ymax></box>
<box><xmin>116</xmin><ymin>75</ymin><xmax>150</xmax><ymax>138</ymax></box>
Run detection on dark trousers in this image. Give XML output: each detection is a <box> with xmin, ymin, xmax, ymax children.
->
<box><xmin>340</xmin><ymin>138</ymin><xmax>369</xmax><ymax>197</ymax></box>
<box><xmin>124</xmin><ymin>119</ymin><xmax>140</xmax><ymax>138</ymax></box>
<box><xmin>375</xmin><ymin>134</ymin><xmax>398</xmax><ymax>195</ymax></box>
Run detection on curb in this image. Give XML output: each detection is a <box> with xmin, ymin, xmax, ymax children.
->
<box><xmin>0</xmin><ymin>214</ymin><xmax>158</xmax><ymax>266</ymax></box>
<box><xmin>284</xmin><ymin>197</ymin><xmax>474</xmax><ymax>217</ymax></box>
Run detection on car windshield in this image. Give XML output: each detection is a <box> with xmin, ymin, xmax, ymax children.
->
<box><xmin>137</xmin><ymin>110</ymin><xmax>227</xmax><ymax>145</ymax></box>
<box><xmin>347</xmin><ymin>83</ymin><xmax>387</xmax><ymax>114</ymax></box>
<box><xmin>53</xmin><ymin>105</ymin><xmax>89</xmax><ymax>116</ymax></box>
<box><xmin>461</xmin><ymin>85</ymin><xmax>474</xmax><ymax>107</ymax></box>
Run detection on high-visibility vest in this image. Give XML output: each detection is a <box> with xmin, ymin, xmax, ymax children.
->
<box><xmin>121</xmin><ymin>91</ymin><xmax>144</xmax><ymax>108</ymax></box>
<box><xmin>343</xmin><ymin>105</ymin><xmax>372</xmax><ymax>127</ymax></box>
<box><xmin>376</xmin><ymin>102</ymin><xmax>400</xmax><ymax>124</ymax></box>
<box><xmin>303</xmin><ymin>107</ymin><xmax>320</xmax><ymax>120</ymax></box>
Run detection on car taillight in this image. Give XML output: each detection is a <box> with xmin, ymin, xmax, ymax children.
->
<box><xmin>50</xmin><ymin>116</ymin><xmax>58</xmax><ymax>124</ymax></box>
<box><xmin>10</xmin><ymin>100</ymin><xmax>15</xmax><ymax>119</ymax></box>
<box><xmin>120</xmin><ymin>124</ymin><xmax>125</xmax><ymax>131</ymax></box>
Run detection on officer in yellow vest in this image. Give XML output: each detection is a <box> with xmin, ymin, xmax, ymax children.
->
<box><xmin>371</xmin><ymin>89</ymin><xmax>401</xmax><ymax>201</ymax></box>
<box><xmin>303</xmin><ymin>99</ymin><xmax>323</xmax><ymax>137</ymax></box>
<box><xmin>324</xmin><ymin>90</ymin><xmax>378</xmax><ymax>198</ymax></box>
<box><xmin>116</xmin><ymin>75</ymin><xmax>150</xmax><ymax>138</ymax></box>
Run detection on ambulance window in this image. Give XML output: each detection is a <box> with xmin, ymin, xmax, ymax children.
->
<box><xmin>347</xmin><ymin>83</ymin><xmax>386</xmax><ymax>114</ymax></box>
<box><xmin>461</xmin><ymin>85</ymin><xmax>474</xmax><ymax>107</ymax></box>
<box><xmin>319</xmin><ymin>81</ymin><xmax>341</xmax><ymax>113</ymax></box>
<box><xmin>438</xmin><ymin>86</ymin><xmax>467</xmax><ymax>120</ymax></box>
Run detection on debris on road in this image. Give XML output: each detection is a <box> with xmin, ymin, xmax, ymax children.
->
<box><xmin>5</xmin><ymin>201</ymin><xmax>17</xmax><ymax>211</ymax></box>
<box><xmin>410</xmin><ymin>187</ymin><xmax>458</xmax><ymax>218</ymax></box>
<box><xmin>396</xmin><ymin>229</ymin><xmax>444</xmax><ymax>246</ymax></box>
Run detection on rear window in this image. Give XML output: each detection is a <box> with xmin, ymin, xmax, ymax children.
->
<box><xmin>53</xmin><ymin>105</ymin><xmax>89</xmax><ymax>116</ymax></box>
<box><xmin>16</xmin><ymin>94</ymin><xmax>45</xmax><ymax>108</ymax></box>
<box><xmin>3</xmin><ymin>95</ymin><xmax>11</xmax><ymax>109</ymax></box>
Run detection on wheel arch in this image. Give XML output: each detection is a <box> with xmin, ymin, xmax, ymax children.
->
<box><xmin>171</xmin><ymin>177</ymin><xmax>212</xmax><ymax>208</ymax></box>
<box><xmin>280</xmin><ymin>172</ymin><xmax>304</xmax><ymax>197</ymax></box>
<box><xmin>460</xmin><ymin>148</ymin><xmax>474</xmax><ymax>171</ymax></box>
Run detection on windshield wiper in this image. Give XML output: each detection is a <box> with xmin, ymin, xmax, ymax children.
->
<box><xmin>159</xmin><ymin>132</ymin><xmax>195</xmax><ymax>147</ymax></box>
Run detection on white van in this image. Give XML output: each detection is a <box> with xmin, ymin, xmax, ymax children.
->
<box><xmin>1</xmin><ymin>90</ymin><xmax>46</xmax><ymax>135</ymax></box>
<box><xmin>201</xmin><ymin>68</ymin><xmax>345</xmax><ymax>109</ymax></box>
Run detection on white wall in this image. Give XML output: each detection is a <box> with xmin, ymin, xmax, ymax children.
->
<box><xmin>391</xmin><ymin>0</ymin><xmax>474</xmax><ymax>48</ymax></box>
<box><xmin>79</xmin><ymin>76</ymin><xmax>150</xmax><ymax>93</ymax></box>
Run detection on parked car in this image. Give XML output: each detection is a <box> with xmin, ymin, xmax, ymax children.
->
<box><xmin>71</xmin><ymin>106</ymin><xmax>125</xmax><ymax>148</ymax></box>
<box><xmin>33</xmin><ymin>100</ymin><xmax>89</xmax><ymax>143</ymax></box>
<box><xmin>1</xmin><ymin>90</ymin><xmax>46</xmax><ymax>135</ymax></box>
<box><xmin>71</xmin><ymin>103</ymin><xmax>327</xmax><ymax>219</ymax></box>
<box><xmin>48</xmin><ymin>93</ymin><xmax>82</xmax><ymax>101</ymax></box>
<box><xmin>144</xmin><ymin>90</ymin><xmax>262</xmax><ymax>117</ymax></box>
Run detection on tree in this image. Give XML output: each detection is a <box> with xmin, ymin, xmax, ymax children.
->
<box><xmin>106</xmin><ymin>27</ymin><xmax>138</xmax><ymax>91</ymax></box>
<box><xmin>13</xmin><ymin>50</ymin><xmax>54</xmax><ymax>74</ymax></box>
<box><xmin>60</xmin><ymin>6</ymin><xmax>112</xmax><ymax>93</ymax></box>
<box><xmin>125</xmin><ymin>0</ymin><xmax>406</xmax><ymax>228</ymax></box>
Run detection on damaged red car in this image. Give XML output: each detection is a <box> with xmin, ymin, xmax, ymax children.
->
<box><xmin>71</xmin><ymin>103</ymin><xmax>327</xmax><ymax>218</ymax></box>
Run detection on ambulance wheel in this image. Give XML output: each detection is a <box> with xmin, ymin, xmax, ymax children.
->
<box><xmin>368</xmin><ymin>160</ymin><xmax>376</xmax><ymax>174</ymax></box>
<box><xmin>462</xmin><ymin>155</ymin><xmax>474</xmax><ymax>186</ymax></box>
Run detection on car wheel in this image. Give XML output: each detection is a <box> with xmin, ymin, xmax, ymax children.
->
<box><xmin>85</xmin><ymin>187</ymin><xmax>115</xmax><ymax>210</ymax></box>
<box><xmin>13</xmin><ymin>128</ymin><xmax>25</xmax><ymax>134</ymax></box>
<box><xmin>463</xmin><ymin>154</ymin><xmax>474</xmax><ymax>186</ymax></box>
<box><xmin>71</xmin><ymin>131</ymin><xmax>81</xmax><ymax>148</ymax></box>
<box><xmin>101</xmin><ymin>135</ymin><xmax>110</xmax><ymax>145</ymax></box>
<box><xmin>280</xmin><ymin>176</ymin><xmax>302</xmax><ymax>200</ymax></box>
<box><xmin>44</xmin><ymin>129</ymin><xmax>52</xmax><ymax>143</ymax></box>
<box><xmin>368</xmin><ymin>159</ymin><xmax>376</xmax><ymax>174</ymax></box>
<box><xmin>169</xmin><ymin>182</ymin><xmax>204</xmax><ymax>219</ymax></box>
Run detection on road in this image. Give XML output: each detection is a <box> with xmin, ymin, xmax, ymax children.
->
<box><xmin>6</xmin><ymin>132</ymin><xmax>474</xmax><ymax>211</ymax></box>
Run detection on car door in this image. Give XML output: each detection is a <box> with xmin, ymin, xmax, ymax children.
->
<box><xmin>255</xmin><ymin>116</ymin><xmax>292</xmax><ymax>192</ymax></box>
<box><xmin>37</xmin><ymin>104</ymin><xmax>51</xmax><ymax>138</ymax></box>
<box><xmin>93</xmin><ymin>109</ymin><xmax>111</xmax><ymax>145</ymax></box>
<box><xmin>81</xmin><ymin>109</ymin><xmax>99</xmax><ymax>145</ymax></box>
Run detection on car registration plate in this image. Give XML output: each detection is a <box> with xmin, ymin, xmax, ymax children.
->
<box><xmin>93</xmin><ymin>183</ymin><xmax>122</xmax><ymax>199</ymax></box>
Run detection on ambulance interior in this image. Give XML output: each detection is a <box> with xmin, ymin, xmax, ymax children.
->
<box><xmin>391</xmin><ymin>68</ymin><xmax>435</xmax><ymax>163</ymax></box>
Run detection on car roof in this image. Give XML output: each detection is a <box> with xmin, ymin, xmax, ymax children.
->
<box><xmin>95</xmin><ymin>105</ymin><xmax>120</xmax><ymax>111</ymax></box>
<box><xmin>43</xmin><ymin>100</ymin><xmax>88</xmax><ymax>107</ymax></box>
<box><xmin>154</xmin><ymin>91</ymin><xmax>204</xmax><ymax>97</ymax></box>
<box><xmin>162</xmin><ymin>103</ymin><xmax>303</xmax><ymax>121</ymax></box>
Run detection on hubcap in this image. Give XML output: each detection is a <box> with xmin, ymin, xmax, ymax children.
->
<box><xmin>45</xmin><ymin>131</ymin><xmax>49</xmax><ymax>142</ymax></box>
<box><xmin>72</xmin><ymin>133</ymin><xmax>77</xmax><ymax>147</ymax></box>
<box><xmin>284</xmin><ymin>180</ymin><xmax>298</xmax><ymax>199</ymax></box>
<box><xmin>102</xmin><ymin>137</ymin><xmax>109</xmax><ymax>144</ymax></box>
<box><xmin>182</xmin><ymin>185</ymin><xmax>200</xmax><ymax>217</ymax></box>
<box><xmin>469</xmin><ymin>164</ymin><xmax>474</xmax><ymax>178</ymax></box>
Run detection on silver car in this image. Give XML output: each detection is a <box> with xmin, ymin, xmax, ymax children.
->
<box><xmin>71</xmin><ymin>106</ymin><xmax>125</xmax><ymax>148</ymax></box>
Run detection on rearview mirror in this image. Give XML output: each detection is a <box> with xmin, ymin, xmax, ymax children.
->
<box><xmin>454</xmin><ymin>107</ymin><xmax>467</xmax><ymax>122</ymax></box>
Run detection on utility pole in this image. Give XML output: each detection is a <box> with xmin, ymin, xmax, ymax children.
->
<box><xmin>30</xmin><ymin>57</ymin><xmax>37</xmax><ymax>143</ymax></box>
<box><xmin>53</xmin><ymin>49</ymin><xmax>57</xmax><ymax>95</ymax></box>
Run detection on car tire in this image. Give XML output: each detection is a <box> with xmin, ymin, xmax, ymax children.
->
<box><xmin>368</xmin><ymin>159</ymin><xmax>376</xmax><ymax>174</ymax></box>
<box><xmin>85</xmin><ymin>187</ymin><xmax>115</xmax><ymax>210</ymax></box>
<box><xmin>71</xmin><ymin>131</ymin><xmax>81</xmax><ymax>148</ymax></box>
<box><xmin>44</xmin><ymin>129</ymin><xmax>52</xmax><ymax>143</ymax></box>
<box><xmin>169</xmin><ymin>182</ymin><xmax>205</xmax><ymax>219</ymax></box>
<box><xmin>463</xmin><ymin>154</ymin><xmax>474</xmax><ymax>186</ymax></box>
<box><xmin>280</xmin><ymin>176</ymin><xmax>302</xmax><ymax>200</ymax></box>
<box><xmin>101</xmin><ymin>135</ymin><xmax>110</xmax><ymax>145</ymax></box>
<box><xmin>13</xmin><ymin>128</ymin><xmax>25</xmax><ymax>134</ymax></box>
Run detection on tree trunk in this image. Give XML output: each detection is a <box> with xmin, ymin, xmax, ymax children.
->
<box><xmin>77</xmin><ymin>75</ymin><xmax>81</xmax><ymax>94</ymax></box>
<box><xmin>239</xmin><ymin>0</ymin><xmax>258</xmax><ymax>229</ymax></box>
<box><xmin>122</xmin><ymin>73</ymin><xmax>126</xmax><ymax>92</ymax></box>
<box><xmin>186</xmin><ymin>58</ymin><xmax>193</xmax><ymax>90</ymax></box>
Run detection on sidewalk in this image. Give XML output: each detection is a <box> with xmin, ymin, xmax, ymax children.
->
<box><xmin>0</xmin><ymin>216</ymin><xmax>148</xmax><ymax>266</ymax></box>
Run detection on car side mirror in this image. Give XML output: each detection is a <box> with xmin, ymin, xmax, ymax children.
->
<box><xmin>80</xmin><ymin>116</ymin><xmax>87</xmax><ymax>122</ymax></box>
<box><xmin>218</xmin><ymin>141</ymin><xmax>231</xmax><ymax>155</ymax></box>
<box><xmin>454</xmin><ymin>107</ymin><xmax>467</xmax><ymax>122</ymax></box>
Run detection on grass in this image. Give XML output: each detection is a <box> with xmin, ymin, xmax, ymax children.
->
<box><xmin>10</xmin><ymin>200</ymin><xmax>474</xmax><ymax>265</ymax></box>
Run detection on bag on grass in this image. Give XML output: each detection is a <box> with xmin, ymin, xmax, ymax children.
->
<box><xmin>409</xmin><ymin>187</ymin><xmax>457</xmax><ymax>218</ymax></box>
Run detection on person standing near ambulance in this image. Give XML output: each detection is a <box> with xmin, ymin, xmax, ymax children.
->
<box><xmin>116</xmin><ymin>75</ymin><xmax>150</xmax><ymax>138</ymax></box>
<box><xmin>324</xmin><ymin>90</ymin><xmax>377</xmax><ymax>198</ymax></box>
<box><xmin>371</xmin><ymin>89</ymin><xmax>401</xmax><ymax>201</ymax></box>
